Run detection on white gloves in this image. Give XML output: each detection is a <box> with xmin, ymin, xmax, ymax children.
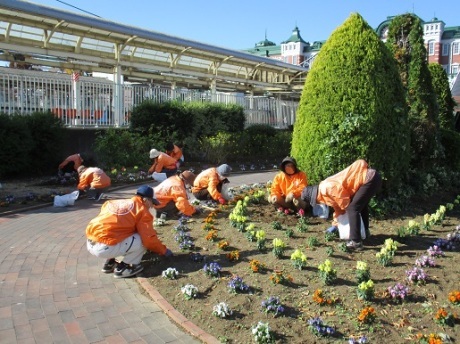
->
<box><xmin>285</xmin><ymin>193</ymin><xmax>294</xmax><ymax>203</ymax></box>
<box><xmin>269</xmin><ymin>195</ymin><xmax>277</xmax><ymax>204</ymax></box>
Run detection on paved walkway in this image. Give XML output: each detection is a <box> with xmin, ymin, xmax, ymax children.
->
<box><xmin>0</xmin><ymin>171</ymin><xmax>276</xmax><ymax>344</ymax></box>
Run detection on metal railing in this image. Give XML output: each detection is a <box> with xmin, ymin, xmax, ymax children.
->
<box><xmin>0</xmin><ymin>67</ymin><xmax>299</xmax><ymax>129</ymax></box>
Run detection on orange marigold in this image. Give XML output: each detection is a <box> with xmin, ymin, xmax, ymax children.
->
<box><xmin>312</xmin><ymin>289</ymin><xmax>334</xmax><ymax>306</ymax></box>
<box><xmin>217</xmin><ymin>240</ymin><xmax>229</xmax><ymax>250</ymax></box>
<box><xmin>448</xmin><ymin>290</ymin><xmax>460</xmax><ymax>305</ymax></box>
<box><xmin>357</xmin><ymin>306</ymin><xmax>376</xmax><ymax>324</ymax></box>
<box><xmin>226</xmin><ymin>250</ymin><xmax>240</xmax><ymax>261</ymax></box>
<box><xmin>249</xmin><ymin>259</ymin><xmax>262</xmax><ymax>272</ymax></box>
<box><xmin>205</xmin><ymin>230</ymin><xmax>218</xmax><ymax>241</ymax></box>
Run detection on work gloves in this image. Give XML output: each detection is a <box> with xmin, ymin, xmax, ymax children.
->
<box><xmin>218</xmin><ymin>197</ymin><xmax>226</xmax><ymax>205</ymax></box>
<box><xmin>269</xmin><ymin>195</ymin><xmax>277</xmax><ymax>204</ymax></box>
<box><xmin>285</xmin><ymin>193</ymin><xmax>294</xmax><ymax>203</ymax></box>
<box><xmin>325</xmin><ymin>226</ymin><xmax>338</xmax><ymax>234</ymax></box>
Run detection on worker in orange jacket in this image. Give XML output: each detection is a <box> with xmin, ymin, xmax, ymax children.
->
<box><xmin>269</xmin><ymin>157</ymin><xmax>308</xmax><ymax>212</ymax></box>
<box><xmin>191</xmin><ymin>164</ymin><xmax>232</xmax><ymax>205</ymax></box>
<box><xmin>58</xmin><ymin>153</ymin><xmax>84</xmax><ymax>176</ymax></box>
<box><xmin>86</xmin><ymin>185</ymin><xmax>173</xmax><ymax>278</ymax></box>
<box><xmin>153</xmin><ymin>171</ymin><xmax>198</xmax><ymax>217</ymax></box>
<box><xmin>77</xmin><ymin>166</ymin><xmax>111</xmax><ymax>201</ymax></box>
<box><xmin>301</xmin><ymin>159</ymin><xmax>382</xmax><ymax>250</ymax></box>
<box><xmin>165</xmin><ymin>142</ymin><xmax>184</xmax><ymax>168</ymax></box>
<box><xmin>148</xmin><ymin>148</ymin><xmax>178</xmax><ymax>182</ymax></box>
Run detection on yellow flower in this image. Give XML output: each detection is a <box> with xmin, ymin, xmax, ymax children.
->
<box><xmin>273</xmin><ymin>238</ymin><xmax>286</xmax><ymax>248</ymax></box>
<box><xmin>356</xmin><ymin>261</ymin><xmax>368</xmax><ymax>271</ymax></box>
<box><xmin>255</xmin><ymin>230</ymin><xmax>266</xmax><ymax>240</ymax></box>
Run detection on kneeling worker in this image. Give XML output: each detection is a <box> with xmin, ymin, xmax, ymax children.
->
<box><xmin>85</xmin><ymin>185</ymin><xmax>173</xmax><ymax>278</ymax></box>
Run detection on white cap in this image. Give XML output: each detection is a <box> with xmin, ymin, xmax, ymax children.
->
<box><xmin>149</xmin><ymin>149</ymin><xmax>160</xmax><ymax>159</ymax></box>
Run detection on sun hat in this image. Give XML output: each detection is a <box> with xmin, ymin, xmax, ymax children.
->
<box><xmin>180</xmin><ymin>170</ymin><xmax>196</xmax><ymax>185</ymax></box>
<box><xmin>136</xmin><ymin>185</ymin><xmax>160</xmax><ymax>205</ymax></box>
<box><xmin>149</xmin><ymin>149</ymin><xmax>160</xmax><ymax>159</ymax></box>
<box><xmin>216</xmin><ymin>164</ymin><xmax>232</xmax><ymax>177</ymax></box>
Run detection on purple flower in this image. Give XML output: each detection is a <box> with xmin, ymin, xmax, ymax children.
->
<box><xmin>307</xmin><ymin>317</ymin><xmax>335</xmax><ymax>337</ymax></box>
<box><xmin>427</xmin><ymin>245</ymin><xmax>444</xmax><ymax>257</ymax></box>
<box><xmin>228</xmin><ymin>275</ymin><xmax>249</xmax><ymax>293</ymax></box>
<box><xmin>406</xmin><ymin>267</ymin><xmax>427</xmax><ymax>284</ymax></box>
<box><xmin>261</xmin><ymin>296</ymin><xmax>284</xmax><ymax>316</ymax></box>
<box><xmin>415</xmin><ymin>255</ymin><xmax>436</xmax><ymax>267</ymax></box>
<box><xmin>388</xmin><ymin>283</ymin><xmax>410</xmax><ymax>300</ymax></box>
<box><xmin>203</xmin><ymin>262</ymin><xmax>221</xmax><ymax>277</ymax></box>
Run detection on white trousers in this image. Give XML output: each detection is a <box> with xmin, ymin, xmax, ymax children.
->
<box><xmin>86</xmin><ymin>233</ymin><xmax>146</xmax><ymax>265</ymax></box>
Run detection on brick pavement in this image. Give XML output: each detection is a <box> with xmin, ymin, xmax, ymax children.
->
<box><xmin>0</xmin><ymin>171</ymin><xmax>276</xmax><ymax>343</ymax></box>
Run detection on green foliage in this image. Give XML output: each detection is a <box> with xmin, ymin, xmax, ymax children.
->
<box><xmin>199</xmin><ymin>131</ymin><xmax>235</xmax><ymax>164</ymax></box>
<box><xmin>0</xmin><ymin>114</ymin><xmax>33</xmax><ymax>178</ymax></box>
<box><xmin>429</xmin><ymin>63</ymin><xmax>456</xmax><ymax>130</ymax></box>
<box><xmin>291</xmin><ymin>13</ymin><xmax>409</xmax><ymax>187</ymax></box>
<box><xmin>24</xmin><ymin>111</ymin><xmax>65</xmax><ymax>174</ymax></box>
<box><xmin>439</xmin><ymin>128</ymin><xmax>460</xmax><ymax>171</ymax></box>
<box><xmin>93</xmin><ymin>128</ymin><xmax>151</xmax><ymax>169</ymax></box>
<box><xmin>386</xmin><ymin>14</ymin><xmax>440</xmax><ymax>168</ymax></box>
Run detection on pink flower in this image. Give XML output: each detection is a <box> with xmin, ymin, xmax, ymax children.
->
<box><xmin>277</xmin><ymin>207</ymin><xmax>284</xmax><ymax>213</ymax></box>
<box><xmin>298</xmin><ymin>209</ymin><xmax>305</xmax><ymax>217</ymax></box>
<box><xmin>284</xmin><ymin>209</ymin><xmax>290</xmax><ymax>215</ymax></box>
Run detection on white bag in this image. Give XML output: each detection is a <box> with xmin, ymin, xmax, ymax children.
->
<box><xmin>151</xmin><ymin>172</ymin><xmax>167</xmax><ymax>182</ymax></box>
<box><xmin>53</xmin><ymin>190</ymin><xmax>80</xmax><ymax>207</ymax></box>
<box><xmin>337</xmin><ymin>213</ymin><xmax>366</xmax><ymax>240</ymax></box>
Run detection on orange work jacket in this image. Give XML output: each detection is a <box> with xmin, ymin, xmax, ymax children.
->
<box><xmin>167</xmin><ymin>145</ymin><xmax>183</xmax><ymax>161</ymax></box>
<box><xmin>85</xmin><ymin>196</ymin><xmax>167</xmax><ymax>255</ymax></box>
<box><xmin>77</xmin><ymin>167</ymin><xmax>111</xmax><ymax>190</ymax></box>
<box><xmin>191</xmin><ymin>167</ymin><xmax>223</xmax><ymax>201</ymax></box>
<box><xmin>316</xmin><ymin>159</ymin><xmax>369</xmax><ymax>220</ymax></box>
<box><xmin>58</xmin><ymin>154</ymin><xmax>83</xmax><ymax>171</ymax></box>
<box><xmin>153</xmin><ymin>175</ymin><xmax>196</xmax><ymax>216</ymax></box>
<box><xmin>270</xmin><ymin>171</ymin><xmax>308</xmax><ymax>200</ymax></box>
<box><xmin>148</xmin><ymin>152</ymin><xmax>177</xmax><ymax>174</ymax></box>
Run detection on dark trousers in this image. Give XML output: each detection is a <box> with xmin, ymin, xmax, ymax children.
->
<box><xmin>59</xmin><ymin>161</ymin><xmax>75</xmax><ymax>174</ymax></box>
<box><xmin>192</xmin><ymin>181</ymin><xmax>226</xmax><ymax>200</ymax></box>
<box><xmin>347</xmin><ymin>172</ymin><xmax>382</xmax><ymax>241</ymax></box>
<box><xmin>162</xmin><ymin>168</ymin><xmax>178</xmax><ymax>177</ymax></box>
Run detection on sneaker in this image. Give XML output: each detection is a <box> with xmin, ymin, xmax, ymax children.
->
<box><xmin>101</xmin><ymin>258</ymin><xmax>117</xmax><ymax>273</ymax></box>
<box><xmin>113</xmin><ymin>262</ymin><xmax>144</xmax><ymax>278</ymax></box>
<box><xmin>346</xmin><ymin>240</ymin><xmax>363</xmax><ymax>250</ymax></box>
<box><xmin>96</xmin><ymin>193</ymin><xmax>104</xmax><ymax>201</ymax></box>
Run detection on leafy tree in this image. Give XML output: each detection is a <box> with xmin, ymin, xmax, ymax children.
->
<box><xmin>291</xmin><ymin>13</ymin><xmax>409</xmax><ymax>188</ymax></box>
<box><xmin>386</xmin><ymin>14</ymin><xmax>441</xmax><ymax>168</ymax></box>
<box><xmin>428</xmin><ymin>63</ymin><xmax>456</xmax><ymax>130</ymax></box>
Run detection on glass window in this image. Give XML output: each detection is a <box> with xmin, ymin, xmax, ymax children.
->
<box><xmin>452</xmin><ymin>64</ymin><xmax>459</xmax><ymax>75</ymax></box>
<box><xmin>453</xmin><ymin>42</ymin><xmax>459</xmax><ymax>55</ymax></box>
<box><xmin>442</xmin><ymin>44</ymin><xmax>449</xmax><ymax>56</ymax></box>
<box><xmin>428</xmin><ymin>41</ymin><xmax>435</xmax><ymax>55</ymax></box>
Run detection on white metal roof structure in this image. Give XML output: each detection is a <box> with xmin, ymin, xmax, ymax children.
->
<box><xmin>0</xmin><ymin>0</ymin><xmax>308</xmax><ymax>95</ymax></box>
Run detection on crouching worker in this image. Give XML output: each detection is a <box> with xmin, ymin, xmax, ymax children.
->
<box><xmin>191</xmin><ymin>164</ymin><xmax>232</xmax><ymax>205</ymax></box>
<box><xmin>58</xmin><ymin>153</ymin><xmax>84</xmax><ymax>176</ymax></box>
<box><xmin>269</xmin><ymin>157</ymin><xmax>308</xmax><ymax>212</ymax></box>
<box><xmin>85</xmin><ymin>185</ymin><xmax>173</xmax><ymax>278</ymax></box>
<box><xmin>148</xmin><ymin>149</ymin><xmax>178</xmax><ymax>182</ymax></box>
<box><xmin>77</xmin><ymin>166</ymin><xmax>111</xmax><ymax>201</ymax></box>
<box><xmin>153</xmin><ymin>170</ymin><xmax>199</xmax><ymax>218</ymax></box>
<box><xmin>300</xmin><ymin>159</ymin><xmax>382</xmax><ymax>250</ymax></box>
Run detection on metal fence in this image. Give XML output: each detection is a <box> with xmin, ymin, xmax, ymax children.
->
<box><xmin>0</xmin><ymin>67</ymin><xmax>299</xmax><ymax>129</ymax></box>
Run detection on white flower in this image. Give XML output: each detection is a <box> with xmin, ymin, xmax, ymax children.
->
<box><xmin>181</xmin><ymin>284</ymin><xmax>198</xmax><ymax>299</ymax></box>
<box><xmin>161</xmin><ymin>267</ymin><xmax>179</xmax><ymax>279</ymax></box>
<box><xmin>212</xmin><ymin>302</ymin><xmax>232</xmax><ymax>318</ymax></box>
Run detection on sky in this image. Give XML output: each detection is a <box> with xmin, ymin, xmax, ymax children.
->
<box><xmin>23</xmin><ymin>0</ymin><xmax>460</xmax><ymax>51</ymax></box>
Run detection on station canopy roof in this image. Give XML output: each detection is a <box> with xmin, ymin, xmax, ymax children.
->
<box><xmin>0</xmin><ymin>0</ymin><xmax>308</xmax><ymax>94</ymax></box>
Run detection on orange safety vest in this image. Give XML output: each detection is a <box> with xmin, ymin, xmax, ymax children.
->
<box><xmin>153</xmin><ymin>175</ymin><xmax>196</xmax><ymax>216</ymax></box>
<box><xmin>77</xmin><ymin>167</ymin><xmax>111</xmax><ymax>190</ymax></box>
<box><xmin>270</xmin><ymin>170</ymin><xmax>308</xmax><ymax>200</ymax></box>
<box><xmin>316</xmin><ymin>159</ymin><xmax>369</xmax><ymax>220</ymax></box>
<box><xmin>191</xmin><ymin>167</ymin><xmax>223</xmax><ymax>201</ymax></box>
<box><xmin>148</xmin><ymin>152</ymin><xmax>177</xmax><ymax>174</ymax></box>
<box><xmin>85</xmin><ymin>196</ymin><xmax>167</xmax><ymax>255</ymax></box>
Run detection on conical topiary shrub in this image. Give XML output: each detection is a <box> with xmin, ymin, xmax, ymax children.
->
<box><xmin>291</xmin><ymin>13</ymin><xmax>410</xmax><ymax>188</ymax></box>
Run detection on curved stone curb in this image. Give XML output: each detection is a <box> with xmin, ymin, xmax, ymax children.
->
<box><xmin>137</xmin><ymin>277</ymin><xmax>221</xmax><ymax>344</ymax></box>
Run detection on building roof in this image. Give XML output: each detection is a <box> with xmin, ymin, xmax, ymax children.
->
<box><xmin>281</xmin><ymin>26</ymin><xmax>308</xmax><ymax>44</ymax></box>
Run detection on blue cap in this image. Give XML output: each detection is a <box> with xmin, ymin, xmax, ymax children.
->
<box><xmin>136</xmin><ymin>185</ymin><xmax>159</xmax><ymax>205</ymax></box>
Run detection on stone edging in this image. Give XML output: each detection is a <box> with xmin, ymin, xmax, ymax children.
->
<box><xmin>137</xmin><ymin>277</ymin><xmax>220</xmax><ymax>344</ymax></box>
